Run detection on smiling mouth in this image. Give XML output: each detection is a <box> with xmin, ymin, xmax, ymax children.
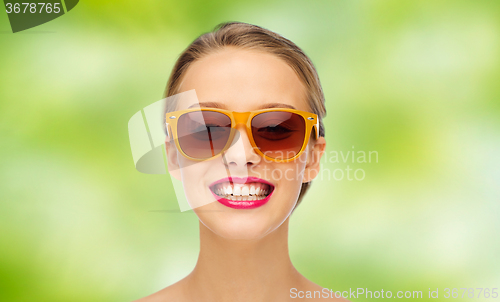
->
<box><xmin>210</xmin><ymin>182</ymin><xmax>274</xmax><ymax>201</ymax></box>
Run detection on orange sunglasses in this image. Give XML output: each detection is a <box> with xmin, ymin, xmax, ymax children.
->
<box><xmin>165</xmin><ymin>108</ymin><xmax>319</xmax><ymax>162</ymax></box>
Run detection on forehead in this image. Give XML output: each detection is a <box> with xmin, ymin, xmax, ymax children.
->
<box><xmin>176</xmin><ymin>47</ymin><xmax>308</xmax><ymax>111</ymax></box>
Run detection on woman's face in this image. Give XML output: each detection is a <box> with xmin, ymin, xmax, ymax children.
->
<box><xmin>166</xmin><ymin>47</ymin><xmax>325</xmax><ymax>240</ymax></box>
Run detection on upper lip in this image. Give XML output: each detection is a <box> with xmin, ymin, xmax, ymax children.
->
<box><xmin>209</xmin><ymin>176</ymin><xmax>274</xmax><ymax>187</ymax></box>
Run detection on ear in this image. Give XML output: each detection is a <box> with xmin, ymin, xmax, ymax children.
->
<box><xmin>165</xmin><ymin>135</ymin><xmax>182</xmax><ymax>181</ymax></box>
<box><xmin>302</xmin><ymin>136</ymin><xmax>326</xmax><ymax>183</ymax></box>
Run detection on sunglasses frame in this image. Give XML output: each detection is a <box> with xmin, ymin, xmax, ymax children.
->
<box><xmin>165</xmin><ymin>108</ymin><xmax>319</xmax><ymax>163</ymax></box>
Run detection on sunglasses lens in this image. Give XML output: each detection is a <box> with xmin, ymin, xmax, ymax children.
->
<box><xmin>251</xmin><ymin>111</ymin><xmax>306</xmax><ymax>160</ymax></box>
<box><xmin>177</xmin><ymin>111</ymin><xmax>232</xmax><ymax>159</ymax></box>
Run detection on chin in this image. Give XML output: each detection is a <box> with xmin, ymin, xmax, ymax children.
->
<box><xmin>200</xmin><ymin>212</ymin><xmax>280</xmax><ymax>241</ymax></box>
<box><xmin>214</xmin><ymin>225</ymin><xmax>272</xmax><ymax>241</ymax></box>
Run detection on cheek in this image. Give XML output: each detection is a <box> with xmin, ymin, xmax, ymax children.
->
<box><xmin>266</xmin><ymin>160</ymin><xmax>307</xmax><ymax>211</ymax></box>
<box><xmin>178</xmin><ymin>157</ymin><xmax>202</xmax><ymax>185</ymax></box>
<box><xmin>268</xmin><ymin>156</ymin><xmax>308</xmax><ymax>185</ymax></box>
<box><xmin>177</xmin><ymin>158</ymin><xmax>215</xmax><ymax>209</ymax></box>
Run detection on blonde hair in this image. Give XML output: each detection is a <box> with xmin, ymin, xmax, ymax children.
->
<box><xmin>164</xmin><ymin>21</ymin><xmax>326</xmax><ymax>206</ymax></box>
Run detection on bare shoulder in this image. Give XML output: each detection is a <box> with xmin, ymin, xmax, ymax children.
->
<box><xmin>132</xmin><ymin>278</ymin><xmax>188</xmax><ymax>302</ymax></box>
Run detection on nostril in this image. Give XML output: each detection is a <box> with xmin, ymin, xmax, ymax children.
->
<box><xmin>221</xmin><ymin>128</ymin><xmax>261</xmax><ymax>167</ymax></box>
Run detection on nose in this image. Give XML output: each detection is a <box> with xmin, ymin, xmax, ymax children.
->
<box><xmin>222</xmin><ymin>125</ymin><xmax>261</xmax><ymax>172</ymax></box>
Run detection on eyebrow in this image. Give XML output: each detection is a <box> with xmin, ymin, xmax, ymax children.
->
<box><xmin>258</xmin><ymin>103</ymin><xmax>296</xmax><ymax>110</ymax></box>
<box><xmin>188</xmin><ymin>102</ymin><xmax>296</xmax><ymax>110</ymax></box>
<box><xmin>188</xmin><ymin>102</ymin><xmax>227</xmax><ymax>109</ymax></box>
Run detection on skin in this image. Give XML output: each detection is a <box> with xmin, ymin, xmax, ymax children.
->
<box><xmin>135</xmin><ymin>47</ymin><xmax>346</xmax><ymax>302</ymax></box>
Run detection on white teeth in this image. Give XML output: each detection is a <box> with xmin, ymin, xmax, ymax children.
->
<box><xmin>233</xmin><ymin>186</ymin><xmax>242</xmax><ymax>196</ymax></box>
<box><xmin>212</xmin><ymin>182</ymin><xmax>273</xmax><ymax>200</ymax></box>
<box><xmin>242</xmin><ymin>186</ymin><xmax>249</xmax><ymax>196</ymax></box>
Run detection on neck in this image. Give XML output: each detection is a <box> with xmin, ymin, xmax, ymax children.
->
<box><xmin>186</xmin><ymin>218</ymin><xmax>302</xmax><ymax>301</ymax></box>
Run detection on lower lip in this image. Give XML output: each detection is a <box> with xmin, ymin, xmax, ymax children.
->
<box><xmin>211</xmin><ymin>191</ymin><xmax>273</xmax><ymax>209</ymax></box>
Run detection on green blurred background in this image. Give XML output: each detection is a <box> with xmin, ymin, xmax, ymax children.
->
<box><xmin>1</xmin><ymin>0</ymin><xmax>499</xmax><ymax>301</ymax></box>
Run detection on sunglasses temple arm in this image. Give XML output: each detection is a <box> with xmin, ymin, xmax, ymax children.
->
<box><xmin>315</xmin><ymin>119</ymin><xmax>319</xmax><ymax>138</ymax></box>
<box><xmin>165</xmin><ymin>122</ymin><xmax>171</xmax><ymax>139</ymax></box>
